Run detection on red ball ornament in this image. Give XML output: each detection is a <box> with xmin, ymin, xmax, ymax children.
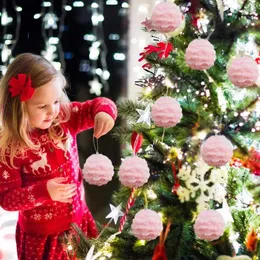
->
<box><xmin>201</xmin><ymin>135</ymin><xmax>233</xmax><ymax>167</ymax></box>
<box><xmin>83</xmin><ymin>154</ymin><xmax>114</xmax><ymax>186</ymax></box>
<box><xmin>131</xmin><ymin>209</ymin><xmax>163</xmax><ymax>241</ymax></box>
<box><xmin>185</xmin><ymin>39</ymin><xmax>216</xmax><ymax>70</ymax></box>
<box><xmin>227</xmin><ymin>56</ymin><xmax>259</xmax><ymax>88</ymax></box>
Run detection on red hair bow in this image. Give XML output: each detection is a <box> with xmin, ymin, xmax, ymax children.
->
<box><xmin>8</xmin><ymin>74</ymin><xmax>35</xmax><ymax>101</ymax></box>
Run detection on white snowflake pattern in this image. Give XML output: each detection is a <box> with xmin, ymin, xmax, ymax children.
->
<box><xmin>28</xmin><ymin>194</ymin><xmax>35</xmax><ymax>202</ymax></box>
<box><xmin>34</xmin><ymin>202</ymin><xmax>42</xmax><ymax>207</ymax></box>
<box><xmin>27</xmin><ymin>186</ymin><xmax>33</xmax><ymax>191</ymax></box>
<box><xmin>45</xmin><ymin>213</ymin><xmax>53</xmax><ymax>220</ymax></box>
<box><xmin>2</xmin><ymin>170</ymin><xmax>10</xmax><ymax>179</ymax></box>
<box><xmin>33</xmin><ymin>214</ymin><xmax>41</xmax><ymax>221</ymax></box>
<box><xmin>72</xmin><ymin>106</ymin><xmax>79</xmax><ymax>113</ymax></box>
<box><xmin>177</xmin><ymin>159</ymin><xmax>228</xmax><ymax>211</ymax></box>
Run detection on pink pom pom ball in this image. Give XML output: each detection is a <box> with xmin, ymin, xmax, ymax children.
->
<box><xmin>83</xmin><ymin>154</ymin><xmax>114</xmax><ymax>186</ymax></box>
<box><xmin>185</xmin><ymin>39</ymin><xmax>216</xmax><ymax>70</ymax></box>
<box><xmin>118</xmin><ymin>156</ymin><xmax>150</xmax><ymax>188</ymax></box>
<box><xmin>194</xmin><ymin>210</ymin><xmax>225</xmax><ymax>241</ymax></box>
<box><xmin>151</xmin><ymin>96</ymin><xmax>182</xmax><ymax>128</ymax></box>
<box><xmin>131</xmin><ymin>209</ymin><xmax>163</xmax><ymax>241</ymax></box>
<box><xmin>227</xmin><ymin>56</ymin><xmax>259</xmax><ymax>88</ymax></box>
<box><xmin>151</xmin><ymin>2</ymin><xmax>182</xmax><ymax>33</ymax></box>
<box><xmin>201</xmin><ymin>135</ymin><xmax>233</xmax><ymax>167</ymax></box>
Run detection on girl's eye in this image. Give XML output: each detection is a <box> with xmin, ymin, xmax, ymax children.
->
<box><xmin>54</xmin><ymin>100</ymin><xmax>60</xmax><ymax>104</ymax></box>
<box><xmin>39</xmin><ymin>105</ymin><xmax>46</xmax><ymax>109</ymax></box>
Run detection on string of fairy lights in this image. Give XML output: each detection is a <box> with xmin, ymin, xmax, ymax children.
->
<box><xmin>0</xmin><ymin>0</ymin><xmax>21</xmax><ymax>75</ymax></box>
<box><xmin>40</xmin><ymin>0</ymin><xmax>67</xmax><ymax>71</ymax></box>
<box><xmin>87</xmin><ymin>0</ymin><xmax>110</xmax><ymax>96</ymax></box>
<box><xmin>0</xmin><ymin>0</ymin><xmax>129</xmax><ymax>96</ymax></box>
<box><xmin>85</xmin><ymin>0</ymin><xmax>129</xmax><ymax>96</ymax></box>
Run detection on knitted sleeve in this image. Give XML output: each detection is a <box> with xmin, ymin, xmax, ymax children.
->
<box><xmin>0</xmin><ymin>161</ymin><xmax>52</xmax><ymax>211</ymax></box>
<box><xmin>65</xmin><ymin>97</ymin><xmax>117</xmax><ymax>134</ymax></box>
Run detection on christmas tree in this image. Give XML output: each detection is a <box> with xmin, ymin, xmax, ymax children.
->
<box><xmin>65</xmin><ymin>1</ymin><xmax>260</xmax><ymax>259</ymax></box>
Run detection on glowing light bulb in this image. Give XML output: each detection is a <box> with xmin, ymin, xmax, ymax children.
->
<box><xmin>91</xmin><ymin>2</ymin><xmax>99</xmax><ymax>8</ymax></box>
<box><xmin>73</xmin><ymin>1</ymin><xmax>84</xmax><ymax>7</ymax></box>
<box><xmin>65</xmin><ymin>5</ymin><xmax>72</xmax><ymax>11</ymax></box>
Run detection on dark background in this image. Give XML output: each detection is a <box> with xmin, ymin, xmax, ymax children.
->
<box><xmin>1</xmin><ymin>0</ymin><xmax>129</xmax><ymax>222</ymax></box>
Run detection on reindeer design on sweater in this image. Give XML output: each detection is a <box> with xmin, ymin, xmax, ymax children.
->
<box><xmin>55</xmin><ymin>135</ymin><xmax>73</xmax><ymax>159</ymax></box>
<box><xmin>30</xmin><ymin>149</ymin><xmax>51</xmax><ymax>174</ymax></box>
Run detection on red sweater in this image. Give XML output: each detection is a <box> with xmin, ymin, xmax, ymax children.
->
<box><xmin>0</xmin><ymin>97</ymin><xmax>117</xmax><ymax>235</ymax></box>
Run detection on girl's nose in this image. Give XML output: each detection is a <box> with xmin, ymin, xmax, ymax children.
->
<box><xmin>47</xmin><ymin>106</ymin><xmax>55</xmax><ymax>115</ymax></box>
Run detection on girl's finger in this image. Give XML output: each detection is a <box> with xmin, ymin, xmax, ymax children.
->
<box><xmin>106</xmin><ymin>120</ymin><xmax>114</xmax><ymax>132</ymax></box>
<box><xmin>66</xmin><ymin>189</ymin><xmax>78</xmax><ymax>198</ymax></box>
<box><xmin>63</xmin><ymin>190</ymin><xmax>77</xmax><ymax>199</ymax></box>
<box><xmin>99</xmin><ymin>121</ymin><xmax>113</xmax><ymax>137</ymax></box>
<box><xmin>94</xmin><ymin>120</ymin><xmax>105</xmax><ymax>138</ymax></box>
<box><xmin>57</xmin><ymin>183</ymin><xmax>75</xmax><ymax>191</ymax></box>
<box><xmin>65</xmin><ymin>184</ymin><xmax>77</xmax><ymax>190</ymax></box>
<box><xmin>60</xmin><ymin>187</ymin><xmax>77</xmax><ymax>195</ymax></box>
<box><xmin>93</xmin><ymin>119</ymin><xmax>101</xmax><ymax>138</ymax></box>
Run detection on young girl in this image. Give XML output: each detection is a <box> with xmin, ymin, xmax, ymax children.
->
<box><xmin>0</xmin><ymin>53</ymin><xmax>117</xmax><ymax>260</ymax></box>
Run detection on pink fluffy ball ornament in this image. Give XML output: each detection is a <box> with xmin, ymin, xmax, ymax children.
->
<box><xmin>118</xmin><ymin>156</ymin><xmax>150</xmax><ymax>188</ymax></box>
<box><xmin>194</xmin><ymin>210</ymin><xmax>225</xmax><ymax>241</ymax></box>
<box><xmin>151</xmin><ymin>96</ymin><xmax>182</xmax><ymax>128</ymax></box>
<box><xmin>131</xmin><ymin>209</ymin><xmax>163</xmax><ymax>241</ymax></box>
<box><xmin>185</xmin><ymin>39</ymin><xmax>216</xmax><ymax>70</ymax></box>
<box><xmin>201</xmin><ymin>135</ymin><xmax>233</xmax><ymax>167</ymax></box>
<box><xmin>151</xmin><ymin>2</ymin><xmax>183</xmax><ymax>33</ymax></box>
<box><xmin>227</xmin><ymin>56</ymin><xmax>259</xmax><ymax>88</ymax></box>
<box><xmin>83</xmin><ymin>154</ymin><xmax>114</xmax><ymax>186</ymax></box>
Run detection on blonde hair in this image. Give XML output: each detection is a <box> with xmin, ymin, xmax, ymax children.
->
<box><xmin>0</xmin><ymin>53</ymin><xmax>71</xmax><ymax>167</ymax></box>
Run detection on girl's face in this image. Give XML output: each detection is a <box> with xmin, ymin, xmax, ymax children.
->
<box><xmin>25</xmin><ymin>77</ymin><xmax>63</xmax><ymax>130</ymax></box>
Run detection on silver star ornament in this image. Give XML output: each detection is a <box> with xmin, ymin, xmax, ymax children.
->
<box><xmin>105</xmin><ymin>204</ymin><xmax>124</xmax><ymax>225</ymax></box>
<box><xmin>136</xmin><ymin>104</ymin><xmax>151</xmax><ymax>126</ymax></box>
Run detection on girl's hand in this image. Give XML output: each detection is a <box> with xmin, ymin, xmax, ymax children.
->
<box><xmin>94</xmin><ymin>112</ymin><xmax>115</xmax><ymax>139</ymax></box>
<box><xmin>47</xmin><ymin>177</ymin><xmax>77</xmax><ymax>203</ymax></box>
